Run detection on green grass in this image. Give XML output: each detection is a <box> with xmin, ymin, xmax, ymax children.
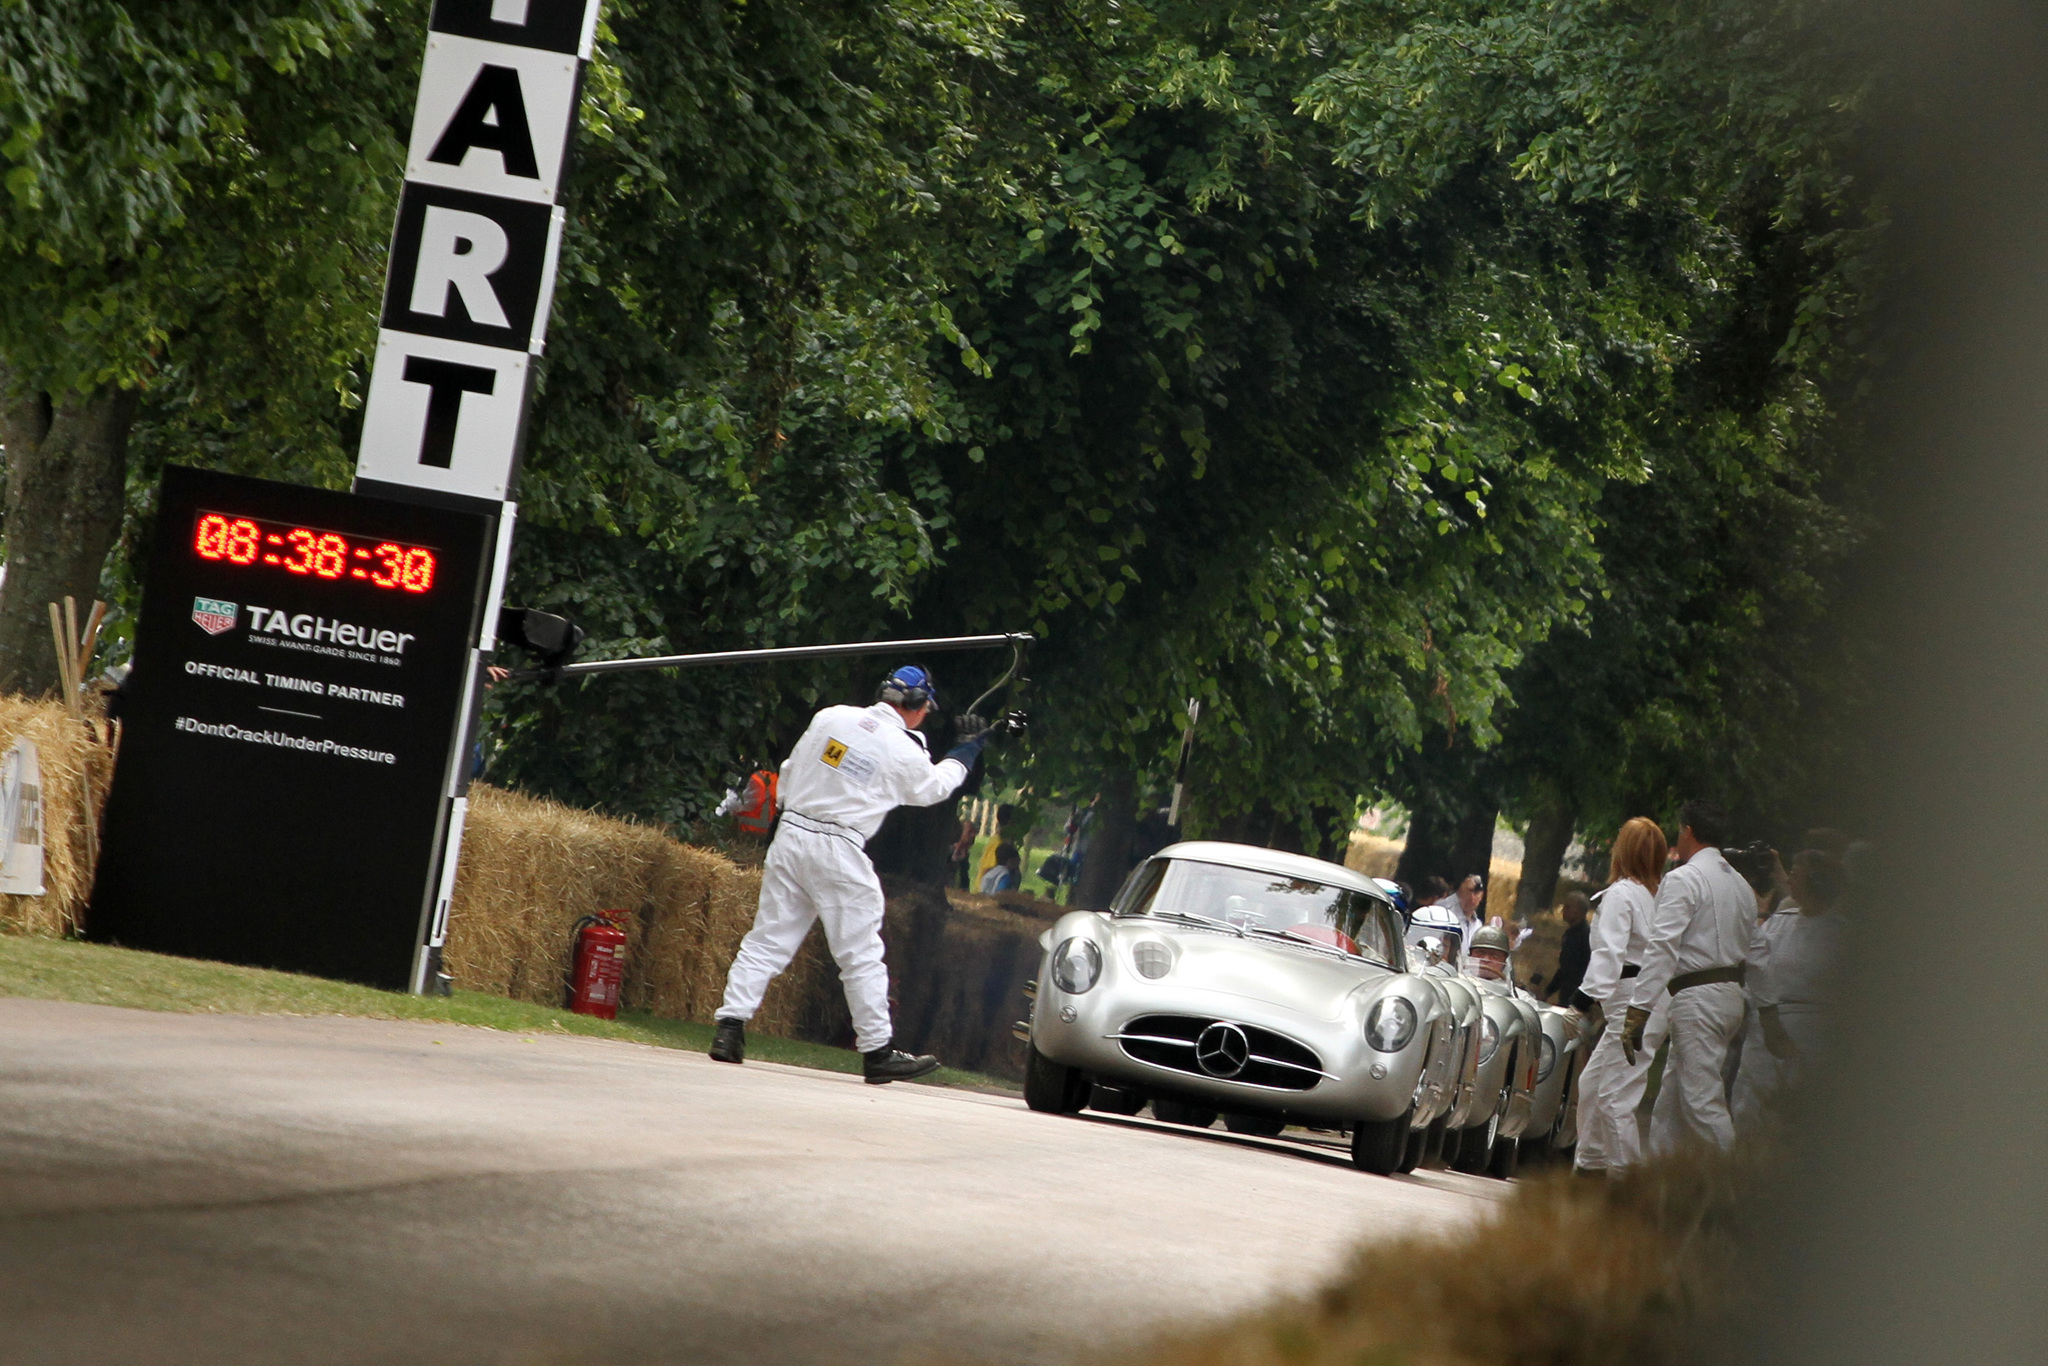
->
<box><xmin>0</xmin><ymin>933</ymin><xmax>1013</xmax><ymax>1092</ymax></box>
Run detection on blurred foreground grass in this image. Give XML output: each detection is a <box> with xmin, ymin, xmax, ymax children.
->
<box><xmin>0</xmin><ymin>933</ymin><xmax>1010</xmax><ymax>1091</ymax></box>
<box><xmin>1111</xmin><ymin>1151</ymin><xmax>1746</xmax><ymax>1366</ymax></box>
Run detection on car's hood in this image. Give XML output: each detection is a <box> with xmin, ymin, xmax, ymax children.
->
<box><xmin>1107</xmin><ymin>914</ymin><xmax>1397</xmax><ymax>1022</ymax></box>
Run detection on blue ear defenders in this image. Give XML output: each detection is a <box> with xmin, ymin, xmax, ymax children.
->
<box><xmin>878</xmin><ymin>664</ymin><xmax>935</xmax><ymax>710</ymax></box>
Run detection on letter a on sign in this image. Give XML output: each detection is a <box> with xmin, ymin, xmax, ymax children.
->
<box><xmin>406</xmin><ymin>35</ymin><xmax>579</xmax><ymax>203</ymax></box>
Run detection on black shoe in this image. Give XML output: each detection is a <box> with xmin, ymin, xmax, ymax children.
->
<box><xmin>710</xmin><ymin>1017</ymin><xmax>746</xmax><ymax>1064</ymax></box>
<box><xmin>863</xmin><ymin>1042</ymin><xmax>940</xmax><ymax>1085</ymax></box>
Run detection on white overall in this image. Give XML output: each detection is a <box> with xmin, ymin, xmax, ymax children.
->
<box><xmin>717</xmin><ymin>702</ymin><xmax>970</xmax><ymax>1053</ymax></box>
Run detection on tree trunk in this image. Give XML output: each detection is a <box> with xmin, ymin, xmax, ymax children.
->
<box><xmin>1312</xmin><ymin>804</ymin><xmax>1349</xmax><ymax>865</ymax></box>
<box><xmin>0</xmin><ymin>366</ymin><xmax>136</xmax><ymax>696</ymax></box>
<box><xmin>1393</xmin><ymin>792</ymin><xmax>1455</xmax><ymax>892</ymax></box>
<box><xmin>1513</xmin><ymin>790</ymin><xmax>1577</xmax><ymax>921</ymax></box>
<box><xmin>1450</xmin><ymin>803</ymin><xmax>1498</xmax><ymax>916</ymax></box>
<box><xmin>1072</xmin><ymin>766</ymin><xmax>1137</xmax><ymax>909</ymax></box>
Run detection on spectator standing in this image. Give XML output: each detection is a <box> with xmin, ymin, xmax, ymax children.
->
<box><xmin>948</xmin><ymin>814</ymin><xmax>979</xmax><ymax>890</ymax></box>
<box><xmin>1573</xmin><ymin>817</ymin><xmax>1668</xmax><ymax>1176</ymax></box>
<box><xmin>1546</xmin><ymin>892</ymin><xmax>1593</xmax><ymax>1005</ymax></box>
<box><xmin>975</xmin><ymin>803</ymin><xmax>1021</xmax><ymax>889</ymax></box>
<box><xmin>979</xmin><ymin>843</ymin><xmax>1023</xmax><ymax>893</ymax></box>
<box><xmin>1734</xmin><ymin>847</ymin><xmax>1848</xmax><ymax>1125</ymax></box>
<box><xmin>1621</xmin><ymin>799</ymin><xmax>1755</xmax><ymax>1153</ymax></box>
<box><xmin>1436</xmin><ymin>874</ymin><xmax>1485</xmax><ymax>956</ymax></box>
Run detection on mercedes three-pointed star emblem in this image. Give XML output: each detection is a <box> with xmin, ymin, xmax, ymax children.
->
<box><xmin>1195</xmin><ymin>1021</ymin><xmax>1250</xmax><ymax>1078</ymax></box>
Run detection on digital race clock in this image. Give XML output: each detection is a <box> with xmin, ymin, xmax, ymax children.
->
<box><xmin>194</xmin><ymin>511</ymin><xmax>438</xmax><ymax>592</ymax></box>
<box><xmin>93</xmin><ymin>466</ymin><xmax>495</xmax><ymax>991</ymax></box>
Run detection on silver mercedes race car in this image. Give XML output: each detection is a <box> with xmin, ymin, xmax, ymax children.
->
<box><xmin>1525</xmin><ymin>1000</ymin><xmax>1588</xmax><ymax>1162</ymax></box>
<box><xmin>1020</xmin><ymin>841</ymin><xmax>1459</xmax><ymax>1174</ymax></box>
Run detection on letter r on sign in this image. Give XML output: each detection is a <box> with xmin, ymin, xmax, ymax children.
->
<box><xmin>410</xmin><ymin>206</ymin><xmax>512</xmax><ymax>326</ymax></box>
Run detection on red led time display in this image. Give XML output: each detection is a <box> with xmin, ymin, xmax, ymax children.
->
<box><xmin>194</xmin><ymin>512</ymin><xmax>437</xmax><ymax>593</ymax></box>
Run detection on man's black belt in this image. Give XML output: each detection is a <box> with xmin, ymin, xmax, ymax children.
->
<box><xmin>1668</xmin><ymin>963</ymin><xmax>1746</xmax><ymax>995</ymax></box>
<box><xmin>1620</xmin><ymin>964</ymin><xmax>1641</xmax><ymax>979</ymax></box>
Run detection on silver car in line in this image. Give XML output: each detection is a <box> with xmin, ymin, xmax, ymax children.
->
<box><xmin>1021</xmin><ymin>841</ymin><xmax>1457</xmax><ymax>1174</ymax></box>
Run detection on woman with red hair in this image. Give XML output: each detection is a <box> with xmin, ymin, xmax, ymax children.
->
<box><xmin>1573</xmin><ymin>816</ymin><xmax>1669</xmax><ymax>1176</ymax></box>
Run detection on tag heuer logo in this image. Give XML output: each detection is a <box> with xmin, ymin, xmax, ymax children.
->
<box><xmin>192</xmin><ymin>598</ymin><xmax>238</xmax><ymax>635</ymax></box>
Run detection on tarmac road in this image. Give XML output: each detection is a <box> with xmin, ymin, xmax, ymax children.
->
<box><xmin>0</xmin><ymin>999</ymin><xmax>1502</xmax><ymax>1366</ymax></box>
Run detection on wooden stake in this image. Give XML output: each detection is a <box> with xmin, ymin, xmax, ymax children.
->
<box><xmin>48</xmin><ymin>603</ymin><xmax>77</xmax><ymax>713</ymax></box>
<box><xmin>80</xmin><ymin>600</ymin><xmax>105</xmax><ymax>666</ymax></box>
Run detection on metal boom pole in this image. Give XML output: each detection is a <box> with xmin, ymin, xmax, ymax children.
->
<box><xmin>508</xmin><ymin>632</ymin><xmax>1033</xmax><ymax>682</ymax></box>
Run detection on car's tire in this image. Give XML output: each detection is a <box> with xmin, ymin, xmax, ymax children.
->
<box><xmin>1488</xmin><ymin>1134</ymin><xmax>1521</xmax><ymax>1180</ymax></box>
<box><xmin>1351</xmin><ymin>1110</ymin><xmax>1412</xmax><ymax>1175</ymax></box>
<box><xmin>1449</xmin><ymin>1124</ymin><xmax>1492</xmax><ymax>1173</ymax></box>
<box><xmin>1399</xmin><ymin>1123</ymin><xmax>1426</xmax><ymax>1173</ymax></box>
<box><xmin>1023</xmin><ymin>1043</ymin><xmax>1089</xmax><ymax>1114</ymax></box>
<box><xmin>1223</xmin><ymin>1112</ymin><xmax>1286</xmax><ymax>1137</ymax></box>
<box><xmin>1088</xmin><ymin>1083</ymin><xmax>1145</xmax><ymax>1115</ymax></box>
<box><xmin>1422</xmin><ymin>1115</ymin><xmax>1450</xmax><ymax>1168</ymax></box>
<box><xmin>1151</xmin><ymin>1098</ymin><xmax>1218</xmax><ymax>1128</ymax></box>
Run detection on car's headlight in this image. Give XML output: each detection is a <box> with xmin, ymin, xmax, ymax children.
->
<box><xmin>1478</xmin><ymin>1015</ymin><xmax>1500</xmax><ymax>1066</ymax></box>
<box><xmin>1051</xmin><ymin>938</ymin><xmax>1102</xmax><ymax>994</ymax></box>
<box><xmin>1536</xmin><ymin>1032</ymin><xmax>1558</xmax><ymax>1083</ymax></box>
<box><xmin>1364</xmin><ymin>996</ymin><xmax>1418</xmax><ymax>1053</ymax></box>
<box><xmin>1131</xmin><ymin>940</ymin><xmax>1173</xmax><ymax>980</ymax></box>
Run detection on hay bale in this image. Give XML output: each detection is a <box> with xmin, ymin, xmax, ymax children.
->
<box><xmin>1346</xmin><ymin>832</ymin><xmax>1403</xmax><ymax>879</ymax></box>
<box><xmin>0</xmin><ymin>695</ymin><xmax>115</xmax><ymax>940</ymax></box>
<box><xmin>445</xmin><ymin>784</ymin><xmax>670</xmax><ymax>1008</ymax></box>
<box><xmin>621</xmin><ymin>841</ymin><xmax>720</xmax><ymax>1018</ymax></box>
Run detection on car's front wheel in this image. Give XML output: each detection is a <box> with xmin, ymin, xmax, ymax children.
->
<box><xmin>1351</xmin><ymin>1109</ymin><xmax>1412</xmax><ymax>1175</ymax></box>
<box><xmin>1399</xmin><ymin>1123</ymin><xmax>1426</xmax><ymax>1173</ymax></box>
<box><xmin>1222</xmin><ymin>1112</ymin><xmax>1286</xmax><ymax>1137</ymax></box>
<box><xmin>1449</xmin><ymin>1123</ymin><xmax>1491</xmax><ymax>1173</ymax></box>
<box><xmin>1151</xmin><ymin>1098</ymin><xmax>1218</xmax><ymax>1128</ymax></box>
<box><xmin>1088</xmin><ymin>1083</ymin><xmax>1145</xmax><ymax>1115</ymax></box>
<box><xmin>1023</xmin><ymin>1042</ymin><xmax>1089</xmax><ymax>1114</ymax></box>
<box><xmin>1422</xmin><ymin>1115</ymin><xmax>1450</xmax><ymax>1168</ymax></box>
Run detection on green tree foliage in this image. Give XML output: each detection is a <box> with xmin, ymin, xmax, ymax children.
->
<box><xmin>0</xmin><ymin>1</ymin><xmax>418</xmax><ymax>684</ymax></box>
<box><xmin>1301</xmin><ymin>0</ymin><xmax>1884</xmax><ymax>866</ymax></box>
<box><xmin>1</xmin><ymin>0</ymin><xmax>1883</xmax><ymax>864</ymax></box>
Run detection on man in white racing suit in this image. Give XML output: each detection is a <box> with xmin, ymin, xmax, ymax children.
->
<box><xmin>710</xmin><ymin>665</ymin><xmax>996</xmax><ymax>1083</ymax></box>
<box><xmin>1621</xmin><ymin>799</ymin><xmax>1756</xmax><ymax>1153</ymax></box>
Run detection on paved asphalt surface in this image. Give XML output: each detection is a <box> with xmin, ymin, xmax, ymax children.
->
<box><xmin>0</xmin><ymin>999</ymin><xmax>1502</xmax><ymax>1366</ymax></box>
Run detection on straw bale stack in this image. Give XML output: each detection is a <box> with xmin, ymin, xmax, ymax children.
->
<box><xmin>0</xmin><ymin>695</ymin><xmax>115</xmax><ymax>939</ymax></box>
<box><xmin>1346</xmin><ymin>832</ymin><xmax>1527</xmax><ymax>919</ymax></box>
<box><xmin>448</xmin><ymin>784</ymin><xmax>839</xmax><ymax>1032</ymax></box>
<box><xmin>443</xmin><ymin>784</ymin><xmax>672</xmax><ymax>1003</ymax></box>
<box><xmin>1345</xmin><ymin>832</ymin><xmax>1403</xmax><ymax>880</ymax></box>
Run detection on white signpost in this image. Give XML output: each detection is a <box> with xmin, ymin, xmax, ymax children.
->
<box><xmin>354</xmin><ymin>0</ymin><xmax>600</xmax><ymax>990</ymax></box>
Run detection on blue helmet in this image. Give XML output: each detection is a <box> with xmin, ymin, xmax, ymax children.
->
<box><xmin>878</xmin><ymin>664</ymin><xmax>935</xmax><ymax>710</ymax></box>
<box><xmin>1373</xmin><ymin>877</ymin><xmax>1410</xmax><ymax>916</ymax></box>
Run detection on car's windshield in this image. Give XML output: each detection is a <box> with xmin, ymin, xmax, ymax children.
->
<box><xmin>1114</xmin><ymin>858</ymin><xmax>1397</xmax><ymax>964</ymax></box>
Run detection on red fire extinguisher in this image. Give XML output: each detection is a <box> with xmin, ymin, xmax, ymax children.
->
<box><xmin>569</xmin><ymin>911</ymin><xmax>630</xmax><ymax>1019</ymax></box>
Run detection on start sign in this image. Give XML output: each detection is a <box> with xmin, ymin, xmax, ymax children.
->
<box><xmin>90</xmin><ymin>466</ymin><xmax>493</xmax><ymax>990</ymax></box>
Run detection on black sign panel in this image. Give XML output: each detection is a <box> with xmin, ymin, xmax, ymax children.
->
<box><xmin>381</xmin><ymin>183</ymin><xmax>554</xmax><ymax>349</ymax></box>
<box><xmin>91</xmin><ymin>466</ymin><xmax>493</xmax><ymax>990</ymax></box>
<box><xmin>430</xmin><ymin>0</ymin><xmax>589</xmax><ymax>54</ymax></box>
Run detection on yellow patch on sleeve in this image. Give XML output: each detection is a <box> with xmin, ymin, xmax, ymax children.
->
<box><xmin>821</xmin><ymin>738</ymin><xmax>848</xmax><ymax>768</ymax></box>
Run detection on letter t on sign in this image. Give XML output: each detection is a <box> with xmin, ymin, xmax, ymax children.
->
<box><xmin>491</xmin><ymin>0</ymin><xmax>531</xmax><ymax>19</ymax></box>
<box><xmin>402</xmin><ymin>357</ymin><xmax>497</xmax><ymax>468</ymax></box>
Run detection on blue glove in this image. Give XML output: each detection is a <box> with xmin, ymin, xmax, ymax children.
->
<box><xmin>945</xmin><ymin>734</ymin><xmax>988</xmax><ymax>767</ymax></box>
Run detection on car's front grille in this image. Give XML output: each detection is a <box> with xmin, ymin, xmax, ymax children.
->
<box><xmin>1112</xmin><ymin>1013</ymin><xmax>1328</xmax><ymax>1091</ymax></box>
